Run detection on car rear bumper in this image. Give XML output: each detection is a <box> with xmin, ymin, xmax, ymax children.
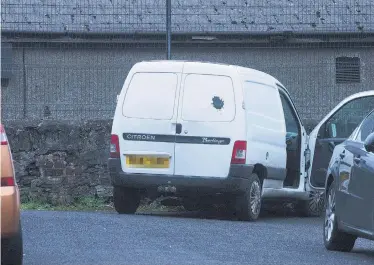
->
<box><xmin>108</xmin><ymin>158</ymin><xmax>253</xmax><ymax>194</ymax></box>
<box><xmin>1</xmin><ymin>186</ymin><xmax>21</xmax><ymax>237</ymax></box>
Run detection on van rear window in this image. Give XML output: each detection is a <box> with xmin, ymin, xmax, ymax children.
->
<box><xmin>181</xmin><ymin>74</ymin><xmax>235</xmax><ymax>122</ymax></box>
<box><xmin>122</xmin><ymin>72</ymin><xmax>178</xmax><ymax>120</ymax></box>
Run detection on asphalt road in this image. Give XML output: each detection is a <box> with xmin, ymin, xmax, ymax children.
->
<box><xmin>22</xmin><ymin>209</ymin><xmax>374</xmax><ymax>265</ymax></box>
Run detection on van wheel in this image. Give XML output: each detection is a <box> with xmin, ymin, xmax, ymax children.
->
<box><xmin>237</xmin><ymin>173</ymin><xmax>262</xmax><ymax>221</ymax></box>
<box><xmin>1</xmin><ymin>223</ymin><xmax>23</xmax><ymax>265</ymax></box>
<box><xmin>324</xmin><ymin>180</ymin><xmax>356</xmax><ymax>252</ymax></box>
<box><xmin>296</xmin><ymin>190</ymin><xmax>325</xmax><ymax>217</ymax></box>
<box><xmin>113</xmin><ymin>186</ymin><xmax>140</xmax><ymax>214</ymax></box>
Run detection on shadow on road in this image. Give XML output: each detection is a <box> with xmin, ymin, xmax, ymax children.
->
<box><xmin>137</xmin><ymin>202</ymin><xmax>318</xmax><ymax>222</ymax></box>
<box><xmin>351</xmin><ymin>249</ymin><xmax>374</xmax><ymax>259</ymax></box>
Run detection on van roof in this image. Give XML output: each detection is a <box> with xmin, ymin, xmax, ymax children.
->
<box><xmin>143</xmin><ymin>59</ymin><xmax>232</xmax><ymax>67</ymax></box>
<box><xmin>136</xmin><ymin>60</ymin><xmax>287</xmax><ymax>91</ymax></box>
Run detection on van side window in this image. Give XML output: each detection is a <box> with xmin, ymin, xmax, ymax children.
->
<box><xmin>279</xmin><ymin>93</ymin><xmax>299</xmax><ymax>134</ymax></box>
<box><xmin>243</xmin><ymin>82</ymin><xmax>283</xmax><ymax>121</ymax></box>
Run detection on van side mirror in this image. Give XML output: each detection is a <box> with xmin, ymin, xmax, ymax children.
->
<box><xmin>364</xmin><ymin>132</ymin><xmax>374</xmax><ymax>153</ymax></box>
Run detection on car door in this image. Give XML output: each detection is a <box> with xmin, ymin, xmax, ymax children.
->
<box><xmin>341</xmin><ymin>111</ymin><xmax>374</xmax><ymax>232</ymax></box>
<box><xmin>307</xmin><ymin>91</ymin><xmax>374</xmax><ymax>190</ymax></box>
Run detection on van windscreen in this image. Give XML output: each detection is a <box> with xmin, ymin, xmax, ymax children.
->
<box><xmin>122</xmin><ymin>72</ymin><xmax>178</xmax><ymax>120</ymax></box>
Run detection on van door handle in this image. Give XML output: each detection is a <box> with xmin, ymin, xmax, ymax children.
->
<box><xmin>176</xmin><ymin>123</ymin><xmax>182</xmax><ymax>134</ymax></box>
<box><xmin>339</xmin><ymin>150</ymin><xmax>345</xmax><ymax>159</ymax></box>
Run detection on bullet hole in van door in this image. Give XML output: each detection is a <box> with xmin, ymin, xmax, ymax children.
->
<box><xmin>212</xmin><ymin>96</ymin><xmax>224</xmax><ymax>110</ymax></box>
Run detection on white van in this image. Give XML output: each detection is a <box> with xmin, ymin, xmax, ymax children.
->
<box><xmin>108</xmin><ymin>60</ymin><xmax>374</xmax><ymax>221</ymax></box>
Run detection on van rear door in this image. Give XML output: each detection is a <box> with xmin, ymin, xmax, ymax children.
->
<box><xmin>174</xmin><ymin>63</ymin><xmax>240</xmax><ymax>178</ymax></box>
<box><xmin>117</xmin><ymin>67</ymin><xmax>182</xmax><ymax>175</ymax></box>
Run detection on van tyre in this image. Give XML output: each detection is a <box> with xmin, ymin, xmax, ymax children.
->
<box><xmin>296</xmin><ymin>191</ymin><xmax>325</xmax><ymax>217</ymax></box>
<box><xmin>1</xmin><ymin>223</ymin><xmax>23</xmax><ymax>265</ymax></box>
<box><xmin>113</xmin><ymin>186</ymin><xmax>141</xmax><ymax>214</ymax></box>
<box><xmin>237</xmin><ymin>173</ymin><xmax>262</xmax><ymax>221</ymax></box>
<box><xmin>324</xmin><ymin>180</ymin><xmax>356</xmax><ymax>252</ymax></box>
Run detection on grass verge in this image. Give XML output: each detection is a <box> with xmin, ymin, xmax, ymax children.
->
<box><xmin>21</xmin><ymin>197</ymin><xmax>114</xmax><ymax>212</ymax></box>
<box><xmin>21</xmin><ymin>197</ymin><xmax>184</xmax><ymax>213</ymax></box>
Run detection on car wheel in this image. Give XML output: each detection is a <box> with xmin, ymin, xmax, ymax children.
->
<box><xmin>297</xmin><ymin>190</ymin><xmax>325</xmax><ymax>217</ymax></box>
<box><xmin>237</xmin><ymin>173</ymin><xmax>262</xmax><ymax>221</ymax></box>
<box><xmin>324</xmin><ymin>180</ymin><xmax>357</xmax><ymax>252</ymax></box>
<box><xmin>113</xmin><ymin>186</ymin><xmax>141</xmax><ymax>214</ymax></box>
<box><xmin>1</xmin><ymin>223</ymin><xmax>23</xmax><ymax>265</ymax></box>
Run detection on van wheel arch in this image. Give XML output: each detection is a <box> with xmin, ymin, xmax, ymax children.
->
<box><xmin>252</xmin><ymin>164</ymin><xmax>267</xmax><ymax>186</ymax></box>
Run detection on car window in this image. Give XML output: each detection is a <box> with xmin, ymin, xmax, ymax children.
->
<box><xmin>324</xmin><ymin>96</ymin><xmax>374</xmax><ymax>139</ymax></box>
<box><xmin>355</xmin><ymin>110</ymin><xmax>374</xmax><ymax>142</ymax></box>
<box><xmin>279</xmin><ymin>93</ymin><xmax>299</xmax><ymax>134</ymax></box>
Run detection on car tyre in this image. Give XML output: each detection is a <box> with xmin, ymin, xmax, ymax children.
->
<box><xmin>1</xmin><ymin>223</ymin><xmax>23</xmax><ymax>265</ymax></box>
<box><xmin>236</xmin><ymin>173</ymin><xmax>262</xmax><ymax>221</ymax></box>
<box><xmin>324</xmin><ymin>179</ymin><xmax>357</xmax><ymax>252</ymax></box>
<box><xmin>113</xmin><ymin>186</ymin><xmax>141</xmax><ymax>214</ymax></box>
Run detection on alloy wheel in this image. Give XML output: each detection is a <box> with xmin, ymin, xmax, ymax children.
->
<box><xmin>250</xmin><ymin>180</ymin><xmax>261</xmax><ymax>216</ymax></box>
<box><xmin>309</xmin><ymin>190</ymin><xmax>325</xmax><ymax>215</ymax></box>
<box><xmin>324</xmin><ymin>187</ymin><xmax>336</xmax><ymax>242</ymax></box>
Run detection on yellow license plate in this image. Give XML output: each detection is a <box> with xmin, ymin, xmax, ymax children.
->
<box><xmin>126</xmin><ymin>155</ymin><xmax>170</xmax><ymax>168</ymax></box>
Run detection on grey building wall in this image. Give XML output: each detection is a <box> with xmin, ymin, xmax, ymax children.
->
<box><xmin>2</xmin><ymin>44</ymin><xmax>373</xmax><ymax>125</ymax></box>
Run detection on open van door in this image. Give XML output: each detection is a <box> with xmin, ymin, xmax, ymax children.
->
<box><xmin>307</xmin><ymin>91</ymin><xmax>374</xmax><ymax>190</ymax></box>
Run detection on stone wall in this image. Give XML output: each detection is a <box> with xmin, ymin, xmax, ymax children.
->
<box><xmin>5</xmin><ymin>119</ymin><xmax>319</xmax><ymax>205</ymax></box>
<box><xmin>6</xmin><ymin>120</ymin><xmax>113</xmax><ymax>205</ymax></box>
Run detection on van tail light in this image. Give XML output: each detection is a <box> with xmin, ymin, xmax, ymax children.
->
<box><xmin>1</xmin><ymin>177</ymin><xmax>15</xmax><ymax>187</ymax></box>
<box><xmin>231</xmin><ymin>140</ymin><xmax>247</xmax><ymax>164</ymax></box>
<box><xmin>110</xmin><ymin>134</ymin><xmax>120</xmax><ymax>158</ymax></box>
<box><xmin>0</xmin><ymin>125</ymin><xmax>8</xmax><ymax>145</ymax></box>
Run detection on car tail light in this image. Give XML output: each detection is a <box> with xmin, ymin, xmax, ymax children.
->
<box><xmin>0</xmin><ymin>125</ymin><xmax>8</xmax><ymax>145</ymax></box>
<box><xmin>231</xmin><ymin>140</ymin><xmax>247</xmax><ymax>164</ymax></box>
<box><xmin>1</xmin><ymin>176</ymin><xmax>15</xmax><ymax>186</ymax></box>
<box><xmin>110</xmin><ymin>134</ymin><xmax>120</xmax><ymax>158</ymax></box>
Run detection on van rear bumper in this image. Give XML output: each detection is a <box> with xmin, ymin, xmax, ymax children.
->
<box><xmin>108</xmin><ymin>158</ymin><xmax>253</xmax><ymax>194</ymax></box>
